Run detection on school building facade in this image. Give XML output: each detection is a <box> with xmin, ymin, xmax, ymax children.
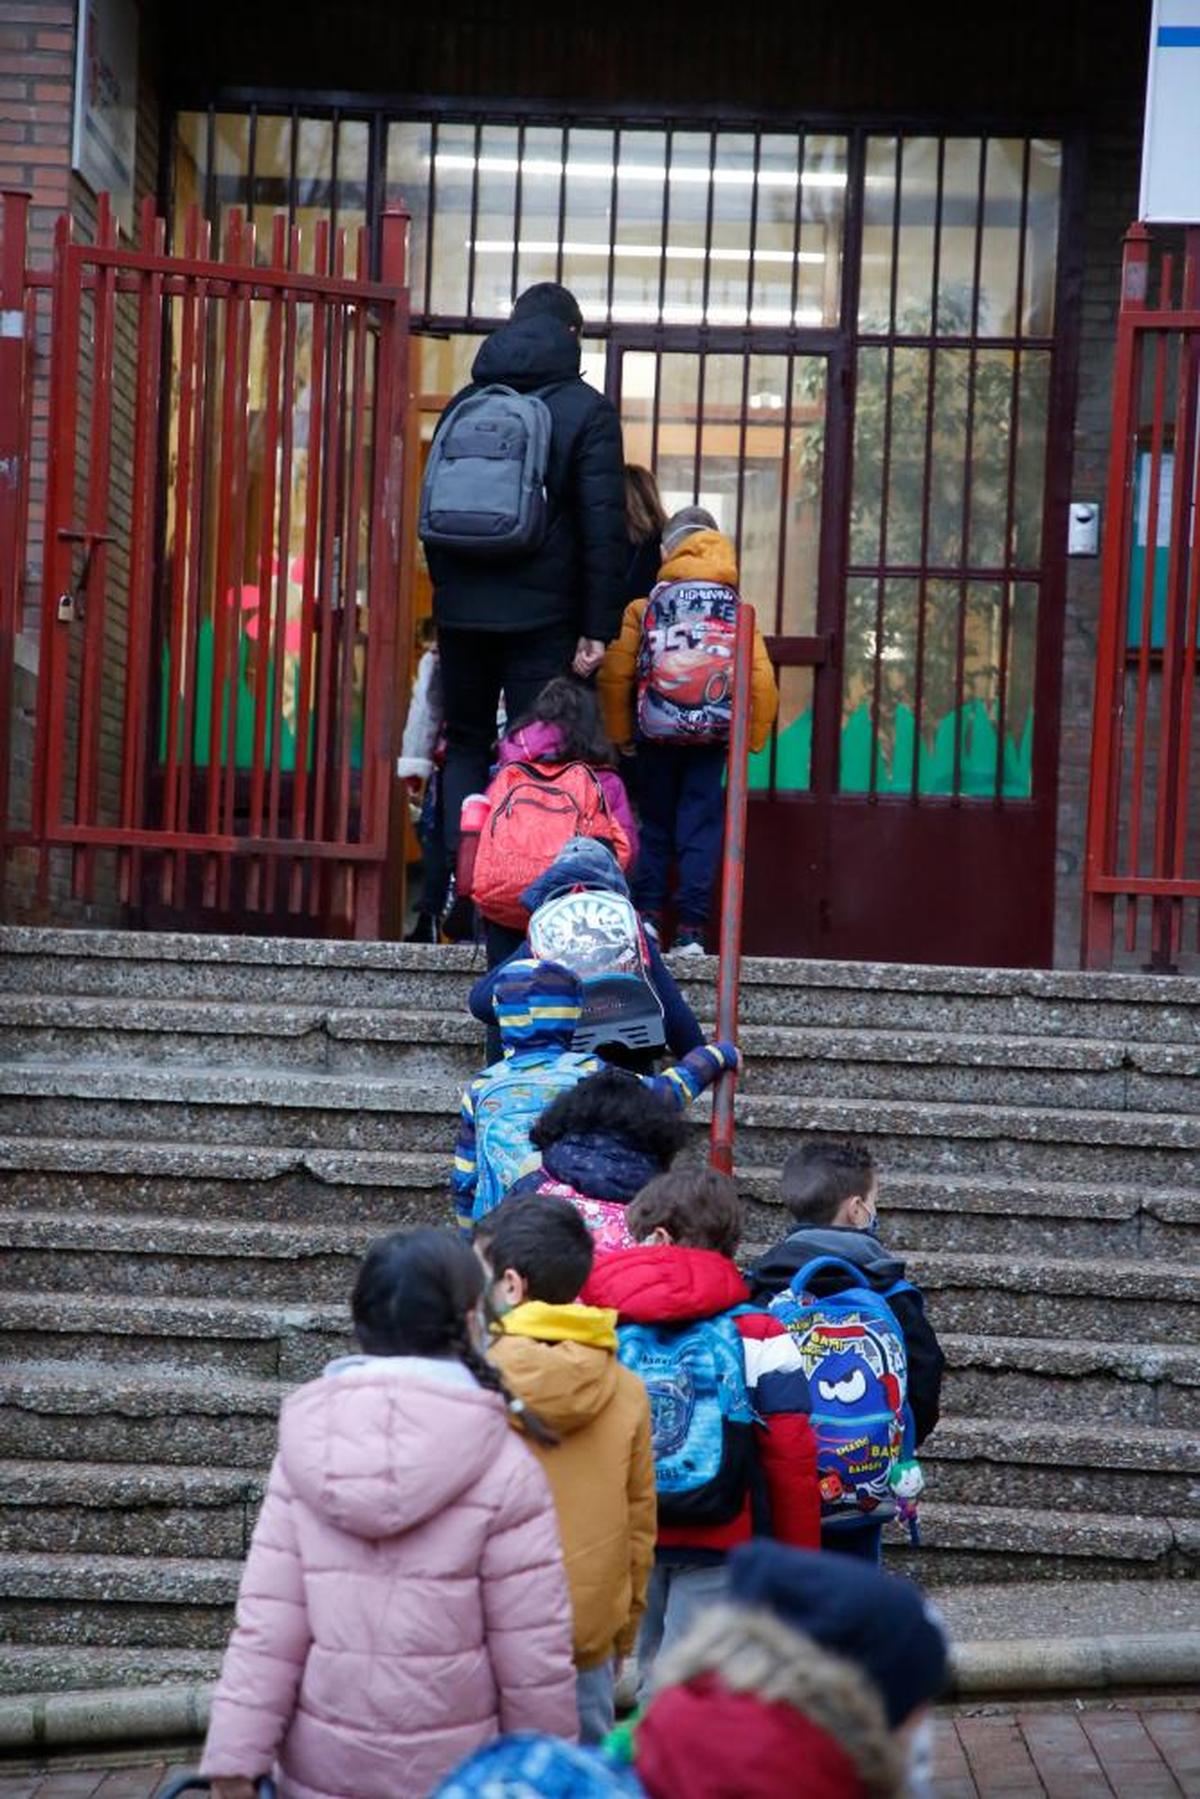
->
<box><xmin>0</xmin><ymin>0</ymin><xmax>1166</xmax><ymax>967</ymax></box>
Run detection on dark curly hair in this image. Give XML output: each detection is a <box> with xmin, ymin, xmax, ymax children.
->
<box><xmin>530</xmin><ymin>1067</ymin><xmax>690</xmax><ymax>1166</ymax></box>
<box><xmin>508</xmin><ymin>675</ymin><xmax>618</xmax><ymax>769</ymax></box>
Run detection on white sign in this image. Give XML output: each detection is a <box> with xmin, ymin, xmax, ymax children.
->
<box><xmin>72</xmin><ymin>0</ymin><xmax>139</xmax><ymax>235</ymax></box>
<box><xmin>1141</xmin><ymin>0</ymin><xmax>1200</xmax><ymax>223</ymax></box>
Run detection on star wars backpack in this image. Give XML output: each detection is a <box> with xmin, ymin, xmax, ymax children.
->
<box><xmin>768</xmin><ymin>1255</ymin><xmax>916</xmax><ymax>1523</ymax></box>
<box><xmin>527</xmin><ymin>887</ymin><xmax>666</xmax><ymax>1054</ymax></box>
<box><xmin>617</xmin><ymin>1308</ymin><xmax>755</xmax><ymax>1526</ymax></box>
<box><xmin>637</xmin><ymin>579</ymin><xmax>739</xmax><ymax>744</ymax></box>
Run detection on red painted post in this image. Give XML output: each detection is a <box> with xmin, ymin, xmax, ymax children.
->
<box><xmin>710</xmin><ymin>601</ymin><xmax>754</xmax><ymax>1175</ymax></box>
<box><xmin>1081</xmin><ymin>222</ymin><xmax>1151</xmax><ymax>969</ymax></box>
<box><xmin>0</xmin><ymin>191</ymin><xmax>30</xmax><ymax>859</ymax></box>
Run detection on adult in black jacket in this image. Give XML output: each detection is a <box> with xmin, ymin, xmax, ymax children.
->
<box><xmin>427</xmin><ymin>283</ymin><xmax>627</xmax><ymax>855</ymax></box>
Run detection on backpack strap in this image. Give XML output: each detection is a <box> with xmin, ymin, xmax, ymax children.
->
<box><xmin>788</xmin><ymin>1254</ymin><xmax>876</xmax><ymax>1294</ymax></box>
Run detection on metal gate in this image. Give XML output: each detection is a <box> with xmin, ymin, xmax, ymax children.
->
<box><xmin>1083</xmin><ymin>224</ymin><xmax>1200</xmax><ymax>970</ymax></box>
<box><xmin>0</xmin><ymin>189</ymin><xmax>411</xmax><ymax>938</ymax></box>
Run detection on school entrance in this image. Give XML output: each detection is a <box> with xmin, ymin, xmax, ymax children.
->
<box><xmin>165</xmin><ymin>111</ymin><xmax>1076</xmax><ymax>963</ymax></box>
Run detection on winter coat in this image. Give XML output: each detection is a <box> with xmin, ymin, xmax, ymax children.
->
<box><xmin>497</xmin><ymin>719</ymin><xmax>639</xmax><ymax>862</ymax></box>
<box><xmin>635</xmin><ymin>1602</ymin><xmax>904</xmax><ymax>1799</ymax></box>
<box><xmin>489</xmin><ymin>1301</ymin><xmax>657</xmax><ymax>1667</ymax></box>
<box><xmin>396</xmin><ymin>647</ymin><xmax>443</xmax><ymax>782</ymax></box>
<box><xmin>427</xmin><ymin>315</ymin><xmax>627</xmax><ymax>643</ymax></box>
<box><xmin>199</xmin><ymin>1357</ymin><xmax>578</xmax><ymax>1799</ymax></box>
<box><xmin>598</xmin><ymin>531</ymin><xmax>779</xmax><ymax>753</ymax></box>
<box><xmin>748</xmin><ymin>1224</ymin><xmax>946</xmax><ymax>1447</ymax></box>
<box><xmin>583</xmin><ymin>1246</ymin><xmax>821</xmax><ymax>1558</ymax></box>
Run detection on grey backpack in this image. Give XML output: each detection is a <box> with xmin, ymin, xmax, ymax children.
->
<box><xmin>419</xmin><ymin>383</ymin><xmax>558</xmax><ymax>558</ymax></box>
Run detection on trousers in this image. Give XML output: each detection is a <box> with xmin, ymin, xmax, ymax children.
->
<box><xmin>437</xmin><ymin>622</ymin><xmax>577</xmax><ymax>854</ymax></box>
<box><xmin>635</xmin><ymin>1560</ymin><xmax>728</xmax><ymax>1701</ymax></box>
<box><xmin>575</xmin><ymin>1659</ymin><xmax>616</xmax><ymax>1746</ymax></box>
<box><xmin>631</xmin><ymin>741</ymin><xmax>727</xmax><ymax>926</ymax></box>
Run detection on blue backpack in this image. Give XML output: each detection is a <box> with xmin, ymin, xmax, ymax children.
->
<box><xmin>432</xmin><ymin>1734</ymin><xmax>643</xmax><ymax>1798</ymax></box>
<box><xmin>471</xmin><ymin>1051</ymin><xmax>596</xmax><ymax>1220</ymax></box>
<box><xmin>618</xmin><ymin>1309</ymin><xmax>756</xmax><ymax>1526</ymax></box>
<box><xmin>767</xmin><ymin>1256</ymin><xmax>915</xmax><ymax>1524</ymax></box>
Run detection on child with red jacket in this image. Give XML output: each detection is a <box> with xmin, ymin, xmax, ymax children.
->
<box><xmin>583</xmin><ymin>1166</ymin><xmax>819</xmax><ymax>1695</ymax></box>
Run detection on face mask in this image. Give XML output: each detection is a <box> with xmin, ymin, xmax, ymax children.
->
<box><xmin>862</xmin><ymin>1206</ymin><xmax>881</xmax><ymax>1238</ymax></box>
<box><xmin>900</xmin><ymin>1714</ymin><xmax>935</xmax><ymax>1799</ymax></box>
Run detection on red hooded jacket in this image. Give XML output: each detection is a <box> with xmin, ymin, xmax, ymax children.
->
<box><xmin>583</xmin><ymin>1245</ymin><xmax>820</xmax><ymax>1556</ymax></box>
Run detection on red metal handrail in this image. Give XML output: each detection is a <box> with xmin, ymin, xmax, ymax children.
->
<box><xmin>709</xmin><ymin>601</ymin><xmax>755</xmax><ymax>1175</ymax></box>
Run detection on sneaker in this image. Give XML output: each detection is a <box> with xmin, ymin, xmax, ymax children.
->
<box><xmin>441</xmin><ymin>894</ymin><xmax>477</xmax><ymax>942</ymax></box>
<box><xmin>403</xmin><ymin>913</ymin><xmax>438</xmax><ymax>944</ymax></box>
<box><xmin>673</xmin><ymin>925</ymin><xmax>707</xmax><ymax>957</ymax></box>
<box><xmin>641</xmin><ymin>911</ymin><xmax>664</xmax><ymax>944</ymax></box>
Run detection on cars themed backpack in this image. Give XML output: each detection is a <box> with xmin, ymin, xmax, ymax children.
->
<box><xmin>527</xmin><ymin>887</ymin><xmax>666</xmax><ymax>1054</ymax></box>
<box><xmin>768</xmin><ymin>1255</ymin><xmax>916</xmax><ymax>1526</ymax></box>
<box><xmin>471</xmin><ymin>761</ymin><xmax>633</xmax><ymax>929</ymax></box>
<box><xmin>617</xmin><ymin>1309</ymin><xmax>755</xmax><ymax>1526</ymax></box>
<box><xmin>470</xmin><ymin>1050</ymin><xmax>597</xmax><ymax>1220</ymax></box>
<box><xmin>637</xmin><ymin>579</ymin><xmax>739</xmax><ymax>744</ymax></box>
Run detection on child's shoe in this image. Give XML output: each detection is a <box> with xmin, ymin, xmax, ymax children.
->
<box><xmin>404</xmin><ymin>912</ymin><xmax>439</xmax><ymax>944</ymax></box>
<box><xmin>673</xmin><ymin>924</ymin><xmax>707</xmax><ymax>956</ymax></box>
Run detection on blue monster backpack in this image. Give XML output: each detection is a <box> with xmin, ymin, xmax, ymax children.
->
<box><xmin>618</xmin><ymin>1309</ymin><xmax>756</xmax><ymax>1527</ymax></box>
<box><xmin>768</xmin><ymin>1255</ymin><xmax>916</xmax><ymax>1524</ymax></box>
<box><xmin>471</xmin><ymin>1052</ymin><xmax>596</xmax><ymax>1221</ymax></box>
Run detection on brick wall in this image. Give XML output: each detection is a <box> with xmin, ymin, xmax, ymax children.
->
<box><xmin>1053</xmin><ymin>134</ymin><xmax>1143</xmax><ymax>969</ymax></box>
<box><xmin>0</xmin><ymin>0</ymin><xmax>159</xmax><ymax>924</ymax></box>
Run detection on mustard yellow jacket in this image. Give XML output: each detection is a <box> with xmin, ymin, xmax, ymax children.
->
<box><xmin>489</xmin><ymin>1301</ymin><xmax>656</xmax><ymax>1669</ymax></box>
<box><xmin>597</xmin><ymin>529</ymin><xmax>780</xmax><ymax>754</ymax></box>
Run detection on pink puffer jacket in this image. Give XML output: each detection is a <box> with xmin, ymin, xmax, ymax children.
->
<box><xmin>200</xmin><ymin>1358</ymin><xmax>578</xmax><ymax>1799</ymax></box>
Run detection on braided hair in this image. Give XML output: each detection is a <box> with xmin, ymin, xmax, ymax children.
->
<box><xmin>351</xmin><ymin>1227</ymin><xmax>559</xmax><ymax>1449</ymax></box>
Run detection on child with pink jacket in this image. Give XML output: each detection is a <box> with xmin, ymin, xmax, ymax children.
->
<box><xmin>200</xmin><ymin>1228</ymin><xmax>577</xmax><ymax>1799</ymax></box>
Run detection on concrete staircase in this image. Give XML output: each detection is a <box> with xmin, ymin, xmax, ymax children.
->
<box><xmin>1</xmin><ymin>926</ymin><xmax>1199</xmax><ymax>1702</ymax></box>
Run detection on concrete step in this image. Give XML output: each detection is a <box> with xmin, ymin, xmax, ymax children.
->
<box><xmin>0</xmin><ymin>1137</ymin><xmax>1195</xmax><ymax>1262</ymax></box>
<box><xmin>0</xmin><ymin>1644</ymin><xmax>223</xmax><ymax>1699</ymax></box>
<box><xmin>8</xmin><ymin>991</ymin><xmax>1200</xmax><ymax>1113</ymax></box>
<box><xmin>3</xmin><ymin>1364</ymin><xmax>1195</xmax><ymax>1520</ymax></box>
<box><xmin>884</xmin><ymin>1502</ymin><xmax>1198</xmax><ymax>1586</ymax></box>
<box><xmin>7</xmin><ymin>1064</ymin><xmax>1200</xmax><ymax>1185</ymax></box>
<box><xmin>0</xmin><ymin>1461</ymin><xmax>263</xmax><ymax>1558</ymax></box>
<box><xmin>7</xmin><ymin>1292</ymin><xmax>1197</xmax><ymax>1427</ymax></box>
<box><xmin>4</xmin><ymin>1213</ymin><xmax>1195</xmax><ymax>1340</ymax></box>
<box><xmin>10</xmin><ymin>928</ymin><xmax>1200</xmax><ymax>1043</ymax></box>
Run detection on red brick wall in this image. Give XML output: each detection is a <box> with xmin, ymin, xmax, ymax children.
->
<box><xmin>0</xmin><ymin>0</ymin><xmax>160</xmax><ymax>923</ymax></box>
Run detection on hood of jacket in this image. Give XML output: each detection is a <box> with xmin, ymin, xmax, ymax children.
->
<box><xmin>278</xmin><ymin>1359</ymin><xmax>511</xmax><ymax>1540</ymax></box>
<box><xmin>583</xmin><ymin>1243</ymin><xmax>748</xmax><ymax>1320</ymax></box>
<box><xmin>542</xmin><ymin>1132</ymin><xmax>662</xmax><ymax>1204</ymax></box>
<box><xmin>471</xmin><ymin>313</ymin><xmax>582</xmax><ymax>391</ymax></box>
<box><xmin>637</xmin><ymin>1603</ymin><xmax>902</xmax><ymax>1799</ymax></box>
<box><xmin>763</xmin><ymin>1225</ymin><xmax>907</xmax><ymax>1294</ymax></box>
<box><xmin>521</xmin><ymin>835</ymin><xmax>631</xmax><ymax>911</ymax></box>
<box><xmin>658</xmin><ymin>528</ymin><xmax>739</xmax><ymax>589</ymax></box>
<box><xmin>498</xmin><ymin>719</ymin><xmax>567</xmax><ymax>768</ymax></box>
<box><xmin>491</xmin><ymin>1302</ymin><xmax>620</xmax><ymax>1436</ymax></box>
<box><xmin>492</xmin><ymin>956</ymin><xmax>583</xmax><ymax>1056</ymax></box>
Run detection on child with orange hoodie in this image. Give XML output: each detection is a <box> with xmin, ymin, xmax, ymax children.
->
<box><xmin>598</xmin><ymin>506</ymin><xmax>778</xmax><ymax>954</ymax></box>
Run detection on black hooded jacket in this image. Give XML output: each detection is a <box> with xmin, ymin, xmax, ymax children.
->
<box><xmin>426</xmin><ymin>314</ymin><xmax>627</xmax><ymax>642</ymax></box>
<box><xmin>748</xmin><ymin>1224</ymin><xmax>946</xmax><ymax>1448</ymax></box>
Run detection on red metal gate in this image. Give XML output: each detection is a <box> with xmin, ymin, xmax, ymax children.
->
<box><xmin>1083</xmin><ymin>224</ymin><xmax>1200</xmax><ymax>970</ymax></box>
<box><xmin>0</xmin><ymin>190</ymin><xmax>411</xmax><ymax>938</ymax></box>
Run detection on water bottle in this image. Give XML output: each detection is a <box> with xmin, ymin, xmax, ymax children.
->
<box><xmin>456</xmin><ymin>792</ymin><xmax>490</xmax><ymax>899</ymax></box>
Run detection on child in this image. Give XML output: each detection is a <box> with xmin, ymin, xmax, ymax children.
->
<box><xmin>598</xmin><ymin>505</ymin><xmax>778</xmax><ymax>954</ymax></box>
<box><xmin>200</xmin><ymin>1227</ymin><xmax>577</xmax><ymax>1799</ymax></box>
<box><xmin>452</xmin><ymin>958</ymin><xmax>601</xmax><ymax>1234</ymax></box>
<box><xmin>748</xmin><ymin>1137</ymin><xmax>946</xmax><ymax>1562</ymax></box>
<box><xmin>469</xmin><ymin>836</ymin><xmax>704</xmax><ymax>1066</ymax></box>
<box><xmin>480</xmin><ymin>1194</ymin><xmax>657</xmax><ymax>1745</ymax></box>
<box><xmin>583</xmin><ymin>1167</ymin><xmax>820</xmax><ymax>1694</ymax></box>
<box><xmin>474</xmin><ymin>676</ymin><xmax>639</xmax><ymax>971</ymax></box>
<box><xmin>454</xmin><ymin>959</ymin><xmax>736</xmax><ymax>1236</ymax></box>
<box><xmin>509</xmin><ymin>1060</ymin><xmax>734</xmax><ymax>1254</ymax></box>
<box><xmin>398</xmin><ymin>617</ymin><xmax>448</xmax><ymax>943</ymax></box>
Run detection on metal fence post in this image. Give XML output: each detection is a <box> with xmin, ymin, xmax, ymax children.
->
<box><xmin>710</xmin><ymin>601</ymin><xmax>755</xmax><ymax>1174</ymax></box>
<box><xmin>0</xmin><ymin>190</ymin><xmax>30</xmax><ymax>861</ymax></box>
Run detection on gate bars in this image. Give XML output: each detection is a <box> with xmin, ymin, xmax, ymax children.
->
<box><xmin>1083</xmin><ymin>224</ymin><xmax>1200</xmax><ymax>970</ymax></box>
<box><xmin>0</xmin><ymin>189</ymin><xmax>411</xmax><ymax>938</ymax></box>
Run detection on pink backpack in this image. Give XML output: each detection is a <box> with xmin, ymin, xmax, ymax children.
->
<box><xmin>470</xmin><ymin>759</ymin><xmax>632</xmax><ymax>929</ymax></box>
